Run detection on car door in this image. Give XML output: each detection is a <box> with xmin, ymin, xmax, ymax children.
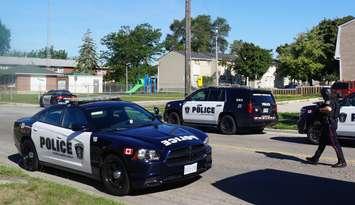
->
<box><xmin>32</xmin><ymin>106</ymin><xmax>92</xmax><ymax>174</ymax></box>
<box><xmin>205</xmin><ymin>88</ymin><xmax>226</xmax><ymax>124</ymax></box>
<box><xmin>183</xmin><ymin>88</ymin><xmax>215</xmax><ymax>124</ymax></box>
<box><xmin>337</xmin><ymin>94</ymin><xmax>355</xmax><ymax>137</ymax></box>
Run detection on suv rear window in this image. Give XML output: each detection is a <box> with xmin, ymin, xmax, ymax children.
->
<box><xmin>252</xmin><ymin>93</ymin><xmax>275</xmax><ymax>104</ymax></box>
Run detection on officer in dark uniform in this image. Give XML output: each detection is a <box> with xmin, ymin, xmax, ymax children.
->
<box><xmin>306</xmin><ymin>87</ymin><xmax>347</xmax><ymax>168</ymax></box>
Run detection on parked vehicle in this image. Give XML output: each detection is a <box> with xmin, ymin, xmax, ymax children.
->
<box><xmin>164</xmin><ymin>86</ymin><xmax>278</xmax><ymax>134</ymax></box>
<box><xmin>14</xmin><ymin>100</ymin><xmax>212</xmax><ymax>195</ymax></box>
<box><xmin>298</xmin><ymin>92</ymin><xmax>355</xmax><ymax>144</ymax></box>
<box><xmin>39</xmin><ymin>90</ymin><xmax>76</xmax><ymax>107</ymax></box>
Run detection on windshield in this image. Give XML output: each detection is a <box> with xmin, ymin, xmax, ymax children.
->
<box><xmin>85</xmin><ymin>104</ymin><xmax>157</xmax><ymax>131</ymax></box>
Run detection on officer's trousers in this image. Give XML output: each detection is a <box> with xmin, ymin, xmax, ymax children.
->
<box><xmin>313</xmin><ymin>120</ymin><xmax>346</xmax><ymax>163</ymax></box>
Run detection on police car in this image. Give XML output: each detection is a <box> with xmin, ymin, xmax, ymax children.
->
<box><xmin>13</xmin><ymin>100</ymin><xmax>212</xmax><ymax>195</ymax></box>
<box><xmin>164</xmin><ymin>87</ymin><xmax>278</xmax><ymax>134</ymax></box>
<box><xmin>298</xmin><ymin>92</ymin><xmax>355</xmax><ymax>144</ymax></box>
<box><xmin>39</xmin><ymin>89</ymin><xmax>77</xmax><ymax>107</ymax></box>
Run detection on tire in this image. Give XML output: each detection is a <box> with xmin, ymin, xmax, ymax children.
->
<box><xmin>255</xmin><ymin>127</ymin><xmax>265</xmax><ymax>134</ymax></box>
<box><xmin>307</xmin><ymin>126</ymin><xmax>320</xmax><ymax>144</ymax></box>
<box><xmin>20</xmin><ymin>140</ymin><xmax>39</xmax><ymax>171</ymax></box>
<box><xmin>219</xmin><ymin>115</ymin><xmax>237</xmax><ymax>135</ymax></box>
<box><xmin>101</xmin><ymin>155</ymin><xmax>130</xmax><ymax>196</ymax></box>
<box><xmin>167</xmin><ymin>112</ymin><xmax>181</xmax><ymax>125</ymax></box>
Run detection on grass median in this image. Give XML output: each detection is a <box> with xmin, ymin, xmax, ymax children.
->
<box><xmin>0</xmin><ymin>164</ymin><xmax>122</xmax><ymax>205</ymax></box>
<box><xmin>271</xmin><ymin>112</ymin><xmax>299</xmax><ymax>130</ymax></box>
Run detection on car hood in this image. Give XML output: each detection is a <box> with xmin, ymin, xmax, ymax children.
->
<box><xmin>114</xmin><ymin>123</ymin><xmax>205</xmax><ymax>149</ymax></box>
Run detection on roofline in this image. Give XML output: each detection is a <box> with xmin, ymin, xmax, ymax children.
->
<box><xmin>158</xmin><ymin>50</ymin><xmax>235</xmax><ymax>62</ymax></box>
<box><xmin>338</xmin><ymin>19</ymin><xmax>355</xmax><ymax>28</ymax></box>
<box><xmin>15</xmin><ymin>73</ymin><xmax>65</xmax><ymax>76</ymax></box>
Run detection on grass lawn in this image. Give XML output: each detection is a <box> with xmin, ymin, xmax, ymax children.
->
<box><xmin>271</xmin><ymin>112</ymin><xmax>299</xmax><ymax>130</ymax></box>
<box><xmin>0</xmin><ymin>164</ymin><xmax>122</xmax><ymax>205</ymax></box>
<box><xmin>275</xmin><ymin>94</ymin><xmax>320</xmax><ymax>102</ymax></box>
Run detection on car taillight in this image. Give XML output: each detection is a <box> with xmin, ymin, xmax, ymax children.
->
<box><xmin>247</xmin><ymin>101</ymin><xmax>254</xmax><ymax>113</ymax></box>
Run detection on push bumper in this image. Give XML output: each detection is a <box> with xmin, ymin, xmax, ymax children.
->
<box><xmin>129</xmin><ymin>146</ymin><xmax>212</xmax><ymax>189</ymax></box>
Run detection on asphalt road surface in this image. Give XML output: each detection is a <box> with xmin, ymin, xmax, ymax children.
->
<box><xmin>0</xmin><ymin>105</ymin><xmax>355</xmax><ymax>205</ymax></box>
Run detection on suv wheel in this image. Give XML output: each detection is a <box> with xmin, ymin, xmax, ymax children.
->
<box><xmin>20</xmin><ymin>140</ymin><xmax>39</xmax><ymax>171</ymax></box>
<box><xmin>101</xmin><ymin>155</ymin><xmax>130</xmax><ymax>196</ymax></box>
<box><xmin>307</xmin><ymin>126</ymin><xmax>320</xmax><ymax>144</ymax></box>
<box><xmin>219</xmin><ymin>115</ymin><xmax>237</xmax><ymax>135</ymax></box>
<box><xmin>167</xmin><ymin>112</ymin><xmax>181</xmax><ymax>125</ymax></box>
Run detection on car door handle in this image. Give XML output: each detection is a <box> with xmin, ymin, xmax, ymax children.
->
<box><xmin>197</xmin><ymin>104</ymin><xmax>202</xmax><ymax>106</ymax></box>
<box><xmin>33</xmin><ymin>128</ymin><xmax>38</xmax><ymax>132</ymax></box>
<box><xmin>216</xmin><ymin>104</ymin><xmax>222</xmax><ymax>107</ymax></box>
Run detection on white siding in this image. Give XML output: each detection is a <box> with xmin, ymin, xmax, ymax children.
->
<box><xmin>68</xmin><ymin>75</ymin><xmax>103</xmax><ymax>93</ymax></box>
<box><xmin>30</xmin><ymin>76</ymin><xmax>46</xmax><ymax>91</ymax></box>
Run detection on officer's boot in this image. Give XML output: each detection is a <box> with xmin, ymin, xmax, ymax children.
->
<box><xmin>332</xmin><ymin>149</ymin><xmax>347</xmax><ymax>168</ymax></box>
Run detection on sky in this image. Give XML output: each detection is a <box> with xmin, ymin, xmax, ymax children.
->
<box><xmin>1</xmin><ymin>0</ymin><xmax>354</xmax><ymax>57</ymax></box>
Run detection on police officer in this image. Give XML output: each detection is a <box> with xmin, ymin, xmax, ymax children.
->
<box><xmin>306</xmin><ymin>86</ymin><xmax>347</xmax><ymax>168</ymax></box>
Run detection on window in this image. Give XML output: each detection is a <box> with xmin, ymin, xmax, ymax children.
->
<box><xmin>40</xmin><ymin>107</ymin><xmax>64</xmax><ymax>126</ymax></box>
<box><xmin>208</xmin><ymin>88</ymin><xmax>225</xmax><ymax>101</ymax></box>
<box><xmin>189</xmin><ymin>89</ymin><xmax>208</xmax><ymax>101</ymax></box>
<box><xmin>348</xmin><ymin>95</ymin><xmax>355</xmax><ymax>106</ymax></box>
<box><xmin>62</xmin><ymin>108</ymin><xmax>88</xmax><ymax>129</ymax></box>
<box><xmin>85</xmin><ymin>105</ymin><xmax>155</xmax><ymax>131</ymax></box>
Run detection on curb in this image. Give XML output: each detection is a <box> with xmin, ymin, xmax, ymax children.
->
<box><xmin>265</xmin><ymin>128</ymin><xmax>299</xmax><ymax>134</ymax></box>
<box><xmin>0</xmin><ymin>102</ymin><xmax>39</xmax><ymax>107</ymax></box>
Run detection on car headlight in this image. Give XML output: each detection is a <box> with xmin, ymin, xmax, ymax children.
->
<box><xmin>203</xmin><ymin>137</ymin><xmax>209</xmax><ymax>144</ymax></box>
<box><xmin>137</xmin><ymin>149</ymin><xmax>160</xmax><ymax>161</ymax></box>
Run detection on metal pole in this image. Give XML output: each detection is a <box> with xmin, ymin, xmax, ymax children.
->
<box><xmin>46</xmin><ymin>0</ymin><xmax>51</xmax><ymax>63</ymax></box>
<box><xmin>215</xmin><ymin>28</ymin><xmax>219</xmax><ymax>87</ymax></box>
<box><xmin>125</xmin><ymin>65</ymin><xmax>128</xmax><ymax>92</ymax></box>
<box><xmin>185</xmin><ymin>0</ymin><xmax>191</xmax><ymax>96</ymax></box>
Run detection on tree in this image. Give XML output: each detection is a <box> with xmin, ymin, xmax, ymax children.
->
<box><xmin>232</xmin><ymin>41</ymin><xmax>273</xmax><ymax>81</ymax></box>
<box><xmin>164</xmin><ymin>15</ymin><xmax>231</xmax><ymax>53</ymax></box>
<box><xmin>277</xmin><ymin>16</ymin><xmax>354</xmax><ymax>83</ymax></box>
<box><xmin>27</xmin><ymin>46</ymin><xmax>68</xmax><ymax>59</ymax></box>
<box><xmin>76</xmin><ymin>29</ymin><xmax>98</xmax><ymax>74</ymax></box>
<box><xmin>101</xmin><ymin>23</ymin><xmax>162</xmax><ymax>83</ymax></box>
<box><xmin>0</xmin><ymin>20</ymin><xmax>11</xmax><ymax>55</ymax></box>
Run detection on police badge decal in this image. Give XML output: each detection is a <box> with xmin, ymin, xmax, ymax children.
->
<box><xmin>185</xmin><ymin>107</ymin><xmax>190</xmax><ymax>113</ymax></box>
<box><xmin>75</xmin><ymin>143</ymin><xmax>84</xmax><ymax>160</ymax></box>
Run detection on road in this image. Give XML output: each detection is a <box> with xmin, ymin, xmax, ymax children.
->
<box><xmin>0</xmin><ymin>105</ymin><xmax>355</xmax><ymax>205</ymax></box>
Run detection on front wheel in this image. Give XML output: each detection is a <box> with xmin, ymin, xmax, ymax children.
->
<box><xmin>307</xmin><ymin>126</ymin><xmax>320</xmax><ymax>144</ymax></box>
<box><xmin>101</xmin><ymin>155</ymin><xmax>130</xmax><ymax>196</ymax></box>
<box><xmin>219</xmin><ymin>115</ymin><xmax>237</xmax><ymax>135</ymax></box>
<box><xmin>167</xmin><ymin>112</ymin><xmax>181</xmax><ymax>125</ymax></box>
<box><xmin>20</xmin><ymin>140</ymin><xmax>39</xmax><ymax>171</ymax></box>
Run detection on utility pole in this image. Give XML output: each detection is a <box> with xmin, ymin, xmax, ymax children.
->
<box><xmin>215</xmin><ymin>28</ymin><xmax>219</xmax><ymax>87</ymax></box>
<box><xmin>125</xmin><ymin>64</ymin><xmax>128</xmax><ymax>92</ymax></box>
<box><xmin>185</xmin><ymin>0</ymin><xmax>191</xmax><ymax>96</ymax></box>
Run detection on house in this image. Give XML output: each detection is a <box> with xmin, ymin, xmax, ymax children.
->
<box><xmin>0</xmin><ymin>56</ymin><xmax>106</xmax><ymax>93</ymax></box>
<box><xmin>158</xmin><ymin>51</ymin><xmax>235</xmax><ymax>92</ymax></box>
<box><xmin>335</xmin><ymin>19</ymin><xmax>355</xmax><ymax>81</ymax></box>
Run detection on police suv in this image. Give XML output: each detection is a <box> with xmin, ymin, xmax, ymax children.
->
<box><xmin>164</xmin><ymin>87</ymin><xmax>278</xmax><ymax>134</ymax></box>
<box><xmin>298</xmin><ymin>92</ymin><xmax>355</xmax><ymax>144</ymax></box>
<box><xmin>13</xmin><ymin>100</ymin><xmax>212</xmax><ymax>195</ymax></box>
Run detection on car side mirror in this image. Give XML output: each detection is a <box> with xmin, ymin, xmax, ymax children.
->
<box><xmin>71</xmin><ymin>123</ymin><xmax>87</xmax><ymax>132</ymax></box>
<box><xmin>153</xmin><ymin>106</ymin><xmax>160</xmax><ymax>115</ymax></box>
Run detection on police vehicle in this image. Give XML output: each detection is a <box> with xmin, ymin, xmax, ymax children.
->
<box><xmin>39</xmin><ymin>89</ymin><xmax>77</xmax><ymax>107</ymax></box>
<box><xmin>298</xmin><ymin>92</ymin><xmax>355</xmax><ymax>144</ymax></box>
<box><xmin>164</xmin><ymin>87</ymin><xmax>278</xmax><ymax>134</ymax></box>
<box><xmin>13</xmin><ymin>100</ymin><xmax>212</xmax><ymax>195</ymax></box>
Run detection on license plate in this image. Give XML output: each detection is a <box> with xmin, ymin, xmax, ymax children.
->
<box><xmin>263</xmin><ymin>108</ymin><xmax>269</xmax><ymax>113</ymax></box>
<box><xmin>184</xmin><ymin>163</ymin><xmax>197</xmax><ymax>175</ymax></box>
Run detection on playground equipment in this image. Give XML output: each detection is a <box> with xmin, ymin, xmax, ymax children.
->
<box><xmin>126</xmin><ymin>74</ymin><xmax>157</xmax><ymax>94</ymax></box>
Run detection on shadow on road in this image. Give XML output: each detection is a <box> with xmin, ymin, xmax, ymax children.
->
<box><xmin>213</xmin><ymin>169</ymin><xmax>355</xmax><ymax>205</ymax></box>
<box><xmin>271</xmin><ymin>136</ymin><xmax>355</xmax><ymax>148</ymax></box>
<box><xmin>255</xmin><ymin>151</ymin><xmax>332</xmax><ymax>166</ymax></box>
<box><xmin>7</xmin><ymin>153</ymin><xmax>200</xmax><ymax>196</ymax></box>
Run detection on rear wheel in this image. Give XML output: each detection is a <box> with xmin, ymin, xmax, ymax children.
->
<box><xmin>307</xmin><ymin>126</ymin><xmax>320</xmax><ymax>144</ymax></box>
<box><xmin>20</xmin><ymin>140</ymin><xmax>39</xmax><ymax>171</ymax></box>
<box><xmin>101</xmin><ymin>155</ymin><xmax>130</xmax><ymax>196</ymax></box>
<box><xmin>219</xmin><ymin>115</ymin><xmax>237</xmax><ymax>135</ymax></box>
<box><xmin>167</xmin><ymin>112</ymin><xmax>181</xmax><ymax>125</ymax></box>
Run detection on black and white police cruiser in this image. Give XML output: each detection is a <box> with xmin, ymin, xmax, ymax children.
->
<box><xmin>164</xmin><ymin>86</ymin><xmax>278</xmax><ymax>134</ymax></box>
<box><xmin>299</xmin><ymin>92</ymin><xmax>355</xmax><ymax>143</ymax></box>
<box><xmin>13</xmin><ymin>98</ymin><xmax>212</xmax><ymax>195</ymax></box>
